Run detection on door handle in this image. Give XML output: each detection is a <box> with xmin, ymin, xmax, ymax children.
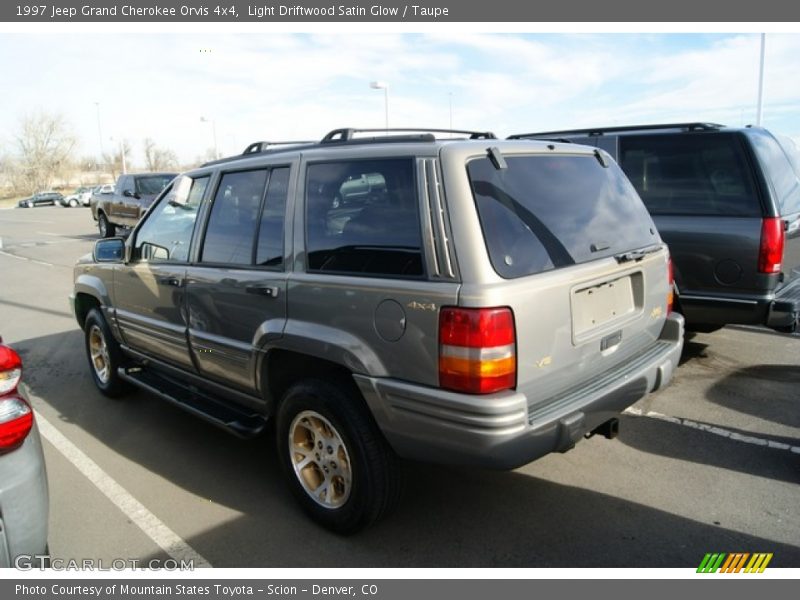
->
<box><xmin>158</xmin><ymin>276</ymin><xmax>183</xmax><ymax>287</ymax></box>
<box><xmin>245</xmin><ymin>285</ymin><xmax>279</xmax><ymax>298</ymax></box>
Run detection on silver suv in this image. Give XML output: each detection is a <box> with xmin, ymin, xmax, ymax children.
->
<box><xmin>71</xmin><ymin>128</ymin><xmax>684</xmax><ymax>533</ymax></box>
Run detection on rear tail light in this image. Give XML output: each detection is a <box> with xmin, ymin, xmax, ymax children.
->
<box><xmin>0</xmin><ymin>343</ymin><xmax>32</xmax><ymax>454</ymax></box>
<box><xmin>439</xmin><ymin>307</ymin><xmax>516</xmax><ymax>394</ymax></box>
<box><xmin>758</xmin><ymin>217</ymin><xmax>785</xmax><ymax>274</ymax></box>
<box><xmin>667</xmin><ymin>256</ymin><xmax>674</xmax><ymax>315</ymax></box>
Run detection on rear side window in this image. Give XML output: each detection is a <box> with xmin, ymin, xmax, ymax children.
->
<box><xmin>305</xmin><ymin>159</ymin><xmax>423</xmax><ymax>278</ymax></box>
<box><xmin>256</xmin><ymin>167</ymin><xmax>290</xmax><ymax>267</ymax></box>
<box><xmin>201</xmin><ymin>169</ymin><xmax>268</xmax><ymax>265</ymax></box>
<box><xmin>747</xmin><ymin>130</ymin><xmax>800</xmax><ymax>215</ymax></box>
<box><xmin>619</xmin><ymin>133</ymin><xmax>759</xmax><ymax>217</ymax></box>
<box><xmin>467</xmin><ymin>154</ymin><xmax>657</xmax><ymax>279</ymax></box>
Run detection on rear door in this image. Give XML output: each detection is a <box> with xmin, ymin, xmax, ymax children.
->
<box><xmin>619</xmin><ymin>133</ymin><xmax>766</xmax><ymax>302</ymax></box>
<box><xmin>464</xmin><ymin>149</ymin><xmax>670</xmax><ymax>406</ymax></box>
<box><xmin>184</xmin><ymin>166</ymin><xmax>291</xmax><ymax>396</ymax></box>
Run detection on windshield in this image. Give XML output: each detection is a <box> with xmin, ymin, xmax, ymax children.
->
<box><xmin>467</xmin><ymin>153</ymin><xmax>658</xmax><ymax>279</ymax></box>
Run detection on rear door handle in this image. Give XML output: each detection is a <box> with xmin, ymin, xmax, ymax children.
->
<box><xmin>245</xmin><ymin>285</ymin><xmax>280</xmax><ymax>298</ymax></box>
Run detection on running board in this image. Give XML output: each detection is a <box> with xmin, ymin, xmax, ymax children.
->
<box><xmin>117</xmin><ymin>367</ymin><xmax>267</xmax><ymax>439</ymax></box>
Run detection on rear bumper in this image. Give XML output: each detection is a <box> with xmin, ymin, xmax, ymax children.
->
<box><xmin>766</xmin><ymin>277</ymin><xmax>800</xmax><ymax>332</ymax></box>
<box><xmin>356</xmin><ymin>313</ymin><xmax>684</xmax><ymax>470</ymax></box>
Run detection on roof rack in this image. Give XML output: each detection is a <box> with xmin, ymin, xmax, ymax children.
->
<box><xmin>322</xmin><ymin>127</ymin><xmax>497</xmax><ymax>143</ymax></box>
<box><xmin>508</xmin><ymin>122</ymin><xmax>725</xmax><ymax>139</ymax></box>
<box><xmin>242</xmin><ymin>140</ymin><xmax>317</xmax><ymax>155</ymax></box>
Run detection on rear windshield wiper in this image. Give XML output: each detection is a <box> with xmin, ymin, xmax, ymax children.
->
<box><xmin>614</xmin><ymin>244</ymin><xmax>662</xmax><ymax>263</ymax></box>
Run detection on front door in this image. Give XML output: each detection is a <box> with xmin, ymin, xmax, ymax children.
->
<box><xmin>113</xmin><ymin>174</ymin><xmax>210</xmax><ymax>370</ymax></box>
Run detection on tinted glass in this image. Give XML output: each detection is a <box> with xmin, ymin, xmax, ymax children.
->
<box><xmin>135</xmin><ymin>175</ymin><xmax>208</xmax><ymax>263</ymax></box>
<box><xmin>135</xmin><ymin>175</ymin><xmax>175</xmax><ymax>195</ymax></box>
<box><xmin>747</xmin><ymin>129</ymin><xmax>800</xmax><ymax>215</ymax></box>
<box><xmin>201</xmin><ymin>169</ymin><xmax>268</xmax><ymax>265</ymax></box>
<box><xmin>305</xmin><ymin>159</ymin><xmax>422</xmax><ymax>277</ymax></box>
<box><xmin>256</xmin><ymin>167</ymin><xmax>290</xmax><ymax>268</ymax></box>
<box><xmin>468</xmin><ymin>154</ymin><xmax>657</xmax><ymax>279</ymax></box>
<box><xmin>619</xmin><ymin>133</ymin><xmax>759</xmax><ymax>217</ymax></box>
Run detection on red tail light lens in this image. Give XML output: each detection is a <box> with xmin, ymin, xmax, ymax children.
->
<box><xmin>758</xmin><ymin>217</ymin><xmax>785</xmax><ymax>274</ymax></box>
<box><xmin>439</xmin><ymin>307</ymin><xmax>516</xmax><ymax>394</ymax></box>
<box><xmin>667</xmin><ymin>256</ymin><xmax>674</xmax><ymax>315</ymax></box>
<box><xmin>0</xmin><ymin>343</ymin><xmax>32</xmax><ymax>453</ymax></box>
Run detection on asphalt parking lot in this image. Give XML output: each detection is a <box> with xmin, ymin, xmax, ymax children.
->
<box><xmin>0</xmin><ymin>206</ymin><xmax>798</xmax><ymax>568</ymax></box>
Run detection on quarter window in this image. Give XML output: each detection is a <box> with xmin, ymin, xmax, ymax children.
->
<box><xmin>305</xmin><ymin>159</ymin><xmax>423</xmax><ymax>277</ymax></box>
<box><xmin>134</xmin><ymin>175</ymin><xmax>209</xmax><ymax>263</ymax></box>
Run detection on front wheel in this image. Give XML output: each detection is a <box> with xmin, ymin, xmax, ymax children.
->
<box><xmin>69</xmin><ymin>198</ymin><xmax>79</xmax><ymax>207</ymax></box>
<box><xmin>98</xmin><ymin>213</ymin><xmax>115</xmax><ymax>238</ymax></box>
<box><xmin>84</xmin><ymin>308</ymin><xmax>130</xmax><ymax>397</ymax></box>
<box><xmin>276</xmin><ymin>379</ymin><xmax>402</xmax><ymax>534</ymax></box>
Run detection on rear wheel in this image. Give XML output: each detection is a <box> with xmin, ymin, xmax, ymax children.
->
<box><xmin>276</xmin><ymin>379</ymin><xmax>402</xmax><ymax>534</ymax></box>
<box><xmin>98</xmin><ymin>213</ymin><xmax>115</xmax><ymax>238</ymax></box>
<box><xmin>84</xmin><ymin>308</ymin><xmax>129</xmax><ymax>397</ymax></box>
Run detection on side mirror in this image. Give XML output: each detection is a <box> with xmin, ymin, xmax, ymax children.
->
<box><xmin>123</xmin><ymin>189</ymin><xmax>140</xmax><ymax>198</ymax></box>
<box><xmin>93</xmin><ymin>237</ymin><xmax>125</xmax><ymax>263</ymax></box>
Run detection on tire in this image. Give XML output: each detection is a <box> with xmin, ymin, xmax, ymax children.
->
<box><xmin>84</xmin><ymin>308</ymin><xmax>130</xmax><ymax>398</ymax></box>
<box><xmin>69</xmin><ymin>198</ymin><xmax>79</xmax><ymax>207</ymax></box>
<box><xmin>276</xmin><ymin>379</ymin><xmax>402</xmax><ymax>534</ymax></box>
<box><xmin>98</xmin><ymin>212</ymin><xmax>115</xmax><ymax>238</ymax></box>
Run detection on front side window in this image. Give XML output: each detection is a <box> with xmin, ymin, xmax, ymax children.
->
<box><xmin>305</xmin><ymin>159</ymin><xmax>422</xmax><ymax>277</ymax></box>
<box><xmin>135</xmin><ymin>175</ymin><xmax>209</xmax><ymax>262</ymax></box>
<box><xmin>201</xmin><ymin>169</ymin><xmax>268</xmax><ymax>265</ymax></box>
<box><xmin>619</xmin><ymin>133</ymin><xmax>759</xmax><ymax>217</ymax></box>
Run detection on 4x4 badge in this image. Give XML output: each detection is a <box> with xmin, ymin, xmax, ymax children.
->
<box><xmin>406</xmin><ymin>301</ymin><xmax>436</xmax><ymax>311</ymax></box>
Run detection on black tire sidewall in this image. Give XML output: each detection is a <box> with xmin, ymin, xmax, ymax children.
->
<box><xmin>276</xmin><ymin>380</ymin><xmax>394</xmax><ymax>534</ymax></box>
<box><xmin>84</xmin><ymin>308</ymin><xmax>128</xmax><ymax>397</ymax></box>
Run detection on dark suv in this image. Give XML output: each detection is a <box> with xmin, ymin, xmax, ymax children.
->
<box><xmin>510</xmin><ymin>123</ymin><xmax>800</xmax><ymax>333</ymax></box>
<box><xmin>71</xmin><ymin>128</ymin><xmax>683</xmax><ymax>532</ymax></box>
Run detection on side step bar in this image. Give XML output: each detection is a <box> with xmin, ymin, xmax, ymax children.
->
<box><xmin>117</xmin><ymin>367</ymin><xmax>267</xmax><ymax>439</ymax></box>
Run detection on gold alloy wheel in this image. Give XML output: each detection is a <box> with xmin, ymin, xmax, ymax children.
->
<box><xmin>288</xmin><ymin>410</ymin><xmax>352</xmax><ymax>509</ymax></box>
<box><xmin>88</xmin><ymin>324</ymin><xmax>111</xmax><ymax>384</ymax></box>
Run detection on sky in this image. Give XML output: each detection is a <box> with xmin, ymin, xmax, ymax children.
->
<box><xmin>1</xmin><ymin>32</ymin><xmax>800</xmax><ymax>167</ymax></box>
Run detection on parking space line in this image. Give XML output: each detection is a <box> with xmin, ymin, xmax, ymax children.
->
<box><xmin>35</xmin><ymin>411</ymin><xmax>213</xmax><ymax>568</ymax></box>
<box><xmin>0</xmin><ymin>249</ymin><xmax>54</xmax><ymax>267</ymax></box>
<box><xmin>623</xmin><ymin>407</ymin><xmax>800</xmax><ymax>454</ymax></box>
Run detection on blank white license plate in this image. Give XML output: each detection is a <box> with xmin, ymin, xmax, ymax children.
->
<box><xmin>572</xmin><ymin>275</ymin><xmax>635</xmax><ymax>339</ymax></box>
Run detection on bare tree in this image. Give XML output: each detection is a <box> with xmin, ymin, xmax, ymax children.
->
<box><xmin>102</xmin><ymin>139</ymin><xmax>133</xmax><ymax>181</ymax></box>
<box><xmin>143</xmin><ymin>138</ymin><xmax>178</xmax><ymax>171</ymax></box>
<box><xmin>13</xmin><ymin>111</ymin><xmax>77</xmax><ymax>193</ymax></box>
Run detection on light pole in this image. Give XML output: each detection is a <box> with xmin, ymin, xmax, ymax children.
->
<box><xmin>94</xmin><ymin>102</ymin><xmax>105</xmax><ymax>167</ymax></box>
<box><xmin>448</xmin><ymin>92</ymin><xmax>453</xmax><ymax>130</ymax></box>
<box><xmin>756</xmin><ymin>33</ymin><xmax>766</xmax><ymax>126</ymax></box>
<box><xmin>369</xmin><ymin>81</ymin><xmax>389</xmax><ymax>130</ymax></box>
<box><xmin>200</xmin><ymin>116</ymin><xmax>219</xmax><ymax>159</ymax></box>
<box><xmin>110</xmin><ymin>136</ymin><xmax>127</xmax><ymax>175</ymax></box>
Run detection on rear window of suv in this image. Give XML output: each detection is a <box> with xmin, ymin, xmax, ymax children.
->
<box><xmin>619</xmin><ymin>133</ymin><xmax>759</xmax><ymax>217</ymax></box>
<box><xmin>467</xmin><ymin>153</ymin><xmax>657</xmax><ymax>279</ymax></box>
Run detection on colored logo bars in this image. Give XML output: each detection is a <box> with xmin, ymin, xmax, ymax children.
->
<box><xmin>697</xmin><ymin>553</ymin><xmax>773</xmax><ymax>573</ymax></box>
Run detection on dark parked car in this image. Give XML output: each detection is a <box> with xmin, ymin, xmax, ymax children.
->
<box><xmin>93</xmin><ymin>173</ymin><xmax>177</xmax><ymax>237</ymax></box>
<box><xmin>510</xmin><ymin>123</ymin><xmax>800</xmax><ymax>333</ymax></box>
<box><xmin>17</xmin><ymin>192</ymin><xmax>63</xmax><ymax>208</ymax></box>
<box><xmin>0</xmin><ymin>336</ymin><xmax>49</xmax><ymax>567</ymax></box>
<box><xmin>71</xmin><ymin>127</ymin><xmax>682</xmax><ymax>532</ymax></box>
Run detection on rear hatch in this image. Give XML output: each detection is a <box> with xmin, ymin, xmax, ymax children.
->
<box><xmin>461</xmin><ymin>145</ymin><xmax>672</xmax><ymax>409</ymax></box>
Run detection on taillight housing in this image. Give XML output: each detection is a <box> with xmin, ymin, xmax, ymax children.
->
<box><xmin>0</xmin><ymin>342</ymin><xmax>32</xmax><ymax>454</ymax></box>
<box><xmin>758</xmin><ymin>217</ymin><xmax>785</xmax><ymax>274</ymax></box>
<box><xmin>439</xmin><ymin>307</ymin><xmax>516</xmax><ymax>394</ymax></box>
<box><xmin>667</xmin><ymin>256</ymin><xmax>674</xmax><ymax>315</ymax></box>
